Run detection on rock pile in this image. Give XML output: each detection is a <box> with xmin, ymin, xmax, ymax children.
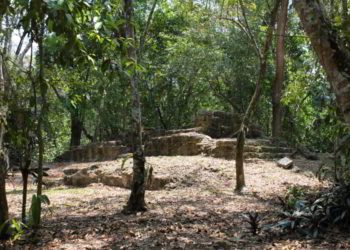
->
<box><xmin>63</xmin><ymin>164</ymin><xmax>171</xmax><ymax>190</ymax></box>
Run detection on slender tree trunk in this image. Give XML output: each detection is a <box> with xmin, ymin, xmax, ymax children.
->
<box><xmin>70</xmin><ymin>111</ymin><xmax>83</xmax><ymax>148</ymax></box>
<box><xmin>35</xmin><ymin>23</ymin><xmax>47</xmax><ymax>228</ymax></box>
<box><xmin>272</xmin><ymin>0</ymin><xmax>288</xmax><ymax>138</ymax></box>
<box><xmin>0</xmin><ymin>53</ymin><xmax>9</xmax><ymax>239</ymax></box>
<box><xmin>122</xmin><ymin>0</ymin><xmax>147</xmax><ymax>213</ymax></box>
<box><xmin>235</xmin><ymin>0</ymin><xmax>280</xmax><ymax>192</ymax></box>
<box><xmin>330</xmin><ymin>0</ymin><xmax>335</xmax><ymax>20</ymax></box>
<box><xmin>21</xmin><ymin>169</ymin><xmax>28</xmax><ymax>222</ymax></box>
<box><xmin>342</xmin><ymin>0</ymin><xmax>348</xmax><ymax>22</ymax></box>
<box><xmin>295</xmin><ymin>0</ymin><xmax>350</xmax><ymax>125</ymax></box>
<box><xmin>156</xmin><ymin>106</ymin><xmax>167</xmax><ymax>130</ymax></box>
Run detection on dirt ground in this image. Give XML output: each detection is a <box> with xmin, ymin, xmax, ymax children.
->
<box><xmin>4</xmin><ymin>155</ymin><xmax>349</xmax><ymax>249</ymax></box>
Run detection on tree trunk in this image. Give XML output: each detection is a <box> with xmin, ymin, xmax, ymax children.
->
<box><xmin>122</xmin><ymin>0</ymin><xmax>147</xmax><ymax>214</ymax></box>
<box><xmin>295</xmin><ymin>0</ymin><xmax>350</xmax><ymax>125</ymax></box>
<box><xmin>34</xmin><ymin>23</ymin><xmax>47</xmax><ymax>228</ymax></box>
<box><xmin>342</xmin><ymin>0</ymin><xmax>348</xmax><ymax>22</ymax></box>
<box><xmin>330</xmin><ymin>0</ymin><xmax>335</xmax><ymax>20</ymax></box>
<box><xmin>70</xmin><ymin>111</ymin><xmax>83</xmax><ymax>148</ymax></box>
<box><xmin>0</xmin><ymin>53</ymin><xmax>9</xmax><ymax>239</ymax></box>
<box><xmin>156</xmin><ymin>106</ymin><xmax>167</xmax><ymax>130</ymax></box>
<box><xmin>272</xmin><ymin>0</ymin><xmax>288</xmax><ymax>138</ymax></box>
<box><xmin>235</xmin><ymin>0</ymin><xmax>280</xmax><ymax>192</ymax></box>
<box><xmin>21</xmin><ymin>169</ymin><xmax>28</xmax><ymax>222</ymax></box>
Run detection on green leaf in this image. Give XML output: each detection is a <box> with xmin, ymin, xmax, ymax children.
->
<box><xmin>94</xmin><ymin>21</ymin><xmax>102</xmax><ymax>30</ymax></box>
<box><xmin>29</xmin><ymin>195</ymin><xmax>41</xmax><ymax>227</ymax></box>
<box><xmin>39</xmin><ymin>195</ymin><xmax>50</xmax><ymax>205</ymax></box>
<box><xmin>48</xmin><ymin>19</ymin><xmax>54</xmax><ymax>31</ymax></box>
<box><xmin>65</xmin><ymin>13</ymin><xmax>73</xmax><ymax>24</ymax></box>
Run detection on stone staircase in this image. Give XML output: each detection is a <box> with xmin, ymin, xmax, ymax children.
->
<box><xmin>244</xmin><ymin>144</ymin><xmax>293</xmax><ymax>159</ymax></box>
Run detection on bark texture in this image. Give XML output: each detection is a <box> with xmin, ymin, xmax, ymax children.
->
<box><xmin>342</xmin><ymin>0</ymin><xmax>348</xmax><ymax>21</ymax></box>
<box><xmin>36</xmin><ymin>25</ymin><xmax>47</xmax><ymax>199</ymax></box>
<box><xmin>0</xmin><ymin>54</ymin><xmax>9</xmax><ymax>238</ymax></box>
<box><xmin>272</xmin><ymin>0</ymin><xmax>288</xmax><ymax>138</ymax></box>
<box><xmin>70</xmin><ymin>112</ymin><xmax>83</xmax><ymax>148</ymax></box>
<box><xmin>295</xmin><ymin>0</ymin><xmax>350</xmax><ymax>125</ymax></box>
<box><xmin>21</xmin><ymin>169</ymin><xmax>28</xmax><ymax>222</ymax></box>
<box><xmin>123</xmin><ymin>0</ymin><xmax>147</xmax><ymax>213</ymax></box>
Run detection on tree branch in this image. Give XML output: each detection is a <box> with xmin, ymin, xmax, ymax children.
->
<box><xmin>139</xmin><ymin>0</ymin><xmax>158</xmax><ymax>58</ymax></box>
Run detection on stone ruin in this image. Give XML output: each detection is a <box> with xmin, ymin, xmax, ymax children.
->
<box><xmin>194</xmin><ymin>110</ymin><xmax>263</xmax><ymax>138</ymax></box>
<box><xmin>55</xmin><ymin>141</ymin><xmax>129</xmax><ymax>162</ymax></box>
<box><xmin>54</xmin><ymin>110</ymin><xmax>294</xmax><ymax>190</ymax></box>
<box><xmin>55</xmin><ymin>110</ymin><xmax>286</xmax><ymax>163</ymax></box>
<box><xmin>145</xmin><ymin>132</ymin><xmax>293</xmax><ymax>160</ymax></box>
<box><xmin>145</xmin><ymin>110</ymin><xmax>291</xmax><ymax>159</ymax></box>
<box><xmin>63</xmin><ymin>163</ymin><xmax>170</xmax><ymax>190</ymax></box>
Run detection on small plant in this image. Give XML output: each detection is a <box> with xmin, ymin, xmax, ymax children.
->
<box><xmin>285</xmin><ymin>186</ymin><xmax>305</xmax><ymax>209</ymax></box>
<box><xmin>28</xmin><ymin>194</ymin><xmax>50</xmax><ymax>228</ymax></box>
<box><xmin>272</xmin><ymin>184</ymin><xmax>350</xmax><ymax>238</ymax></box>
<box><xmin>273</xmin><ymin>200</ymin><xmax>306</xmax><ymax>232</ymax></box>
<box><xmin>242</xmin><ymin>212</ymin><xmax>263</xmax><ymax>235</ymax></box>
<box><xmin>0</xmin><ymin>219</ymin><xmax>27</xmax><ymax>241</ymax></box>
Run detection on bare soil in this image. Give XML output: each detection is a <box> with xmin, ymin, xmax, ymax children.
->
<box><xmin>4</xmin><ymin>155</ymin><xmax>349</xmax><ymax>249</ymax></box>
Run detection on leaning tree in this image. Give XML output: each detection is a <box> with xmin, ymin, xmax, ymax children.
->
<box><xmin>295</xmin><ymin>0</ymin><xmax>350</xmax><ymax>125</ymax></box>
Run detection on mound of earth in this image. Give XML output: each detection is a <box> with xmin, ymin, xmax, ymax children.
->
<box><xmin>5</xmin><ymin>155</ymin><xmax>341</xmax><ymax>249</ymax></box>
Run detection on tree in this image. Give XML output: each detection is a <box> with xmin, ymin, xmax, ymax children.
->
<box><xmin>0</xmin><ymin>7</ymin><xmax>11</xmax><ymax>237</ymax></box>
<box><xmin>235</xmin><ymin>0</ymin><xmax>280</xmax><ymax>192</ymax></box>
<box><xmin>342</xmin><ymin>0</ymin><xmax>348</xmax><ymax>22</ymax></box>
<box><xmin>294</xmin><ymin>0</ymin><xmax>350</xmax><ymax>125</ymax></box>
<box><xmin>272</xmin><ymin>0</ymin><xmax>289</xmax><ymax>138</ymax></box>
<box><xmin>0</xmin><ymin>52</ymin><xmax>9</xmax><ymax>240</ymax></box>
<box><xmin>122</xmin><ymin>0</ymin><xmax>147</xmax><ymax>213</ymax></box>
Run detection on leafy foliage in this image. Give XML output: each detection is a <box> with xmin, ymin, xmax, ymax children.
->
<box><xmin>273</xmin><ymin>184</ymin><xmax>350</xmax><ymax>238</ymax></box>
<box><xmin>0</xmin><ymin>219</ymin><xmax>27</xmax><ymax>242</ymax></box>
<box><xmin>28</xmin><ymin>194</ymin><xmax>50</xmax><ymax>228</ymax></box>
<box><xmin>280</xmin><ymin>185</ymin><xmax>306</xmax><ymax>210</ymax></box>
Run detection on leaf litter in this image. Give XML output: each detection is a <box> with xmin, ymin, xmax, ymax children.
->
<box><xmin>4</xmin><ymin>155</ymin><xmax>349</xmax><ymax>249</ymax></box>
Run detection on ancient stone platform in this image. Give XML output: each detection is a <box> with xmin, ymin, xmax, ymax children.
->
<box><xmin>55</xmin><ymin>141</ymin><xmax>129</xmax><ymax>162</ymax></box>
<box><xmin>145</xmin><ymin>132</ymin><xmax>293</xmax><ymax>160</ymax></box>
<box><xmin>194</xmin><ymin>110</ymin><xmax>263</xmax><ymax>138</ymax></box>
<box><xmin>55</xmin><ymin>110</ymin><xmax>291</xmax><ymax>162</ymax></box>
<box><xmin>56</xmin><ymin>132</ymin><xmax>293</xmax><ymax>162</ymax></box>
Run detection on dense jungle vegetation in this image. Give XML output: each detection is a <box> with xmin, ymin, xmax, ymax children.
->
<box><xmin>1</xmin><ymin>0</ymin><xmax>350</xmax><ymax>248</ymax></box>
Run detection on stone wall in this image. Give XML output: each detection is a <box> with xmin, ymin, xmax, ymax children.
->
<box><xmin>145</xmin><ymin>132</ymin><xmax>212</xmax><ymax>156</ymax></box>
<box><xmin>55</xmin><ymin>141</ymin><xmax>129</xmax><ymax>162</ymax></box>
<box><xmin>55</xmin><ymin>110</ymin><xmax>265</xmax><ymax>163</ymax></box>
<box><xmin>145</xmin><ymin>131</ymin><xmax>293</xmax><ymax>159</ymax></box>
<box><xmin>194</xmin><ymin>110</ymin><xmax>263</xmax><ymax>138</ymax></box>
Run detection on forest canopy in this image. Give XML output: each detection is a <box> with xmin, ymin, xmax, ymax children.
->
<box><xmin>1</xmin><ymin>0</ymin><xmax>350</xmax><ymax>248</ymax></box>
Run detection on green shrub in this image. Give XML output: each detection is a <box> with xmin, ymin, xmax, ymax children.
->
<box><xmin>272</xmin><ymin>184</ymin><xmax>350</xmax><ymax>238</ymax></box>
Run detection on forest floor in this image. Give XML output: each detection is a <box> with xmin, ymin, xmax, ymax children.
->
<box><xmin>4</xmin><ymin>155</ymin><xmax>350</xmax><ymax>249</ymax></box>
